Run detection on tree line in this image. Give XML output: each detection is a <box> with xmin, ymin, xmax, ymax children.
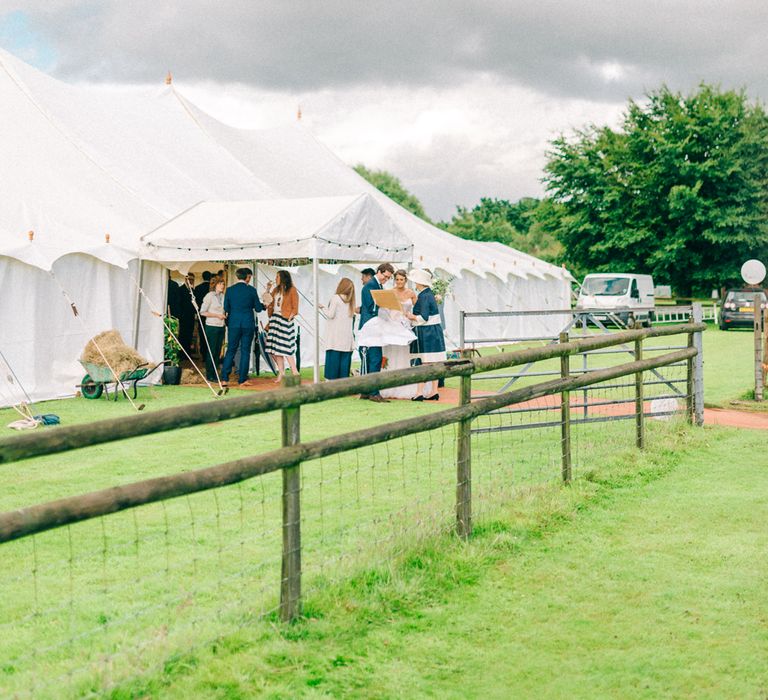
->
<box><xmin>356</xmin><ymin>84</ymin><xmax>768</xmax><ymax>296</ymax></box>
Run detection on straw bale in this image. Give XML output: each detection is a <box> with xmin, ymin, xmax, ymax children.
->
<box><xmin>181</xmin><ymin>368</ymin><xmax>205</xmax><ymax>385</ymax></box>
<box><xmin>80</xmin><ymin>330</ymin><xmax>147</xmax><ymax>376</ymax></box>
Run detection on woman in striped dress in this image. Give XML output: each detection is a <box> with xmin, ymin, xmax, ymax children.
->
<box><xmin>264</xmin><ymin>269</ymin><xmax>300</xmax><ymax>382</ymax></box>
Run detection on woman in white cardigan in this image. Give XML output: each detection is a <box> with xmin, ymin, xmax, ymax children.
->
<box><xmin>322</xmin><ymin>277</ymin><xmax>356</xmax><ymax>380</ymax></box>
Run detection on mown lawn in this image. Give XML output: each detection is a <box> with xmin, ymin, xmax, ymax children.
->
<box><xmin>107</xmin><ymin>421</ymin><xmax>768</xmax><ymax>699</ymax></box>
<box><xmin>2</xmin><ymin>377</ymin><xmax>622</xmax><ymax>698</ymax></box>
<box><xmin>699</xmin><ymin>324</ymin><xmax>756</xmax><ymax>405</ymax></box>
<box><xmin>0</xmin><ymin>322</ymin><xmax>762</xmax><ymax>697</ymax></box>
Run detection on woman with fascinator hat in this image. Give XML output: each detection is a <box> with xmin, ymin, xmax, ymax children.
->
<box><xmin>405</xmin><ymin>269</ymin><xmax>447</xmax><ymax>401</ymax></box>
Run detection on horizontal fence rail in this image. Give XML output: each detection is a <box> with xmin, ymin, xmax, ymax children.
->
<box><xmin>0</xmin><ymin>324</ymin><xmax>704</xmax><ymax>465</ymax></box>
<box><xmin>458</xmin><ymin>303</ymin><xmax>715</xmax><ymax>345</ymax></box>
<box><xmin>0</xmin><ymin>345</ymin><xmax>696</xmax><ymax>544</ymax></box>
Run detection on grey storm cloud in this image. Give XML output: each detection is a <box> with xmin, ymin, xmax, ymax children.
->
<box><xmin>12</xmin><ymin>0</ymin><xmax>768</xmax><ymax>100</ymax></box>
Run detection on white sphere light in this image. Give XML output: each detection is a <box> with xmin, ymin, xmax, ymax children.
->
<box><xmin>741</xmin><ymin>259</ymin><xmax>766</xmax><ymax>286</ymax></box>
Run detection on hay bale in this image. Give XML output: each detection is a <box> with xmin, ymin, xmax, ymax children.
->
<box><xmin>80</xmin><ymin>330</ymin><xmax>147</xmax><ymax>376</ymax></box>
<box><xmin>181</xmin><ymin>368</ymin><xmax>205</xmax><ymax>385</ymax></box>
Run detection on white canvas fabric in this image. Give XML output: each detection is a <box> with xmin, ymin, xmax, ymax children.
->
<box><xmin>0</xmin><ymin>47</ymin><xmax>573</xmax><ymax>405</ymax></box>
<box><xmin>141</xmin><ymin>194</ymin><xmax>413</xmax><ymax>262</ymax></box>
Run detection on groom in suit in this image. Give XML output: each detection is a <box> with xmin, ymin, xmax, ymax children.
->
<box><xmin>358</xmin><ymin>262</ymin><xmax>394</xmax><ymax>402</ymax></box>
<box><xmin>221</xmin><ymin>267</ymin><xmax>265</xmax><ymax>386</ymax></box>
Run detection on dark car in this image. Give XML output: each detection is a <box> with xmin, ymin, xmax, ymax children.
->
<box><xmin>719</xmin><ymin>288</ymin><xmax>767</xmax><ymax>330</ymax></box>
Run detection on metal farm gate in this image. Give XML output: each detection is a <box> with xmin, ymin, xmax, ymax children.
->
<box><xmin>458</xmin><ymin>304</ymin><xmax>705</xmax><ymax>434</ymax></box>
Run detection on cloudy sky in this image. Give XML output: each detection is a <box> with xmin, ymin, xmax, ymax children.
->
<box><xmin>1</xmin><ymin>1</ymin><xmax>767</xmax><ymax>220</ymax></box>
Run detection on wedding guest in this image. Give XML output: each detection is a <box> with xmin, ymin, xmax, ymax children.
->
<box><xmin>177</xmin><ymin>272</ymin><xmax>197</xmax><ymax>357</ymax></box>
<box><xmin>221</xmin><ymin>267</ymin><xmax>265</xmax><ymax>387</ymax></box>
<box><xmin>166</xmin><ymin>275</ymin><xmax>182</xmax><ymax>318</ymax></box>
<box><xmin>406</xmin><ymin>269</ymin><xmax>446</xmax><ymax>401</ymax></box>
<box><xmin>322</xmin><ymin>277</ymin><xmax>356</xmax><ymax>380</ymax></box>
<box><xmin>199</xmin><ymin>276</ymin><xmax>226</xmax><ymax>382</ymax></box>
<box><xmin>194</xmin><ymin>271</ymin><xmax>212</xmax><ymax>326</ymax></box>
<box><xmin>357</xmin><ymin>262</ymin><xmax>395</xmax><ymax>402</ymax></box>
<box><xmin>194</xmin><ymin>271</ymin><xmax>212</xmax><ymax>313</ymax></box>
<box><xmin>264</xmin><ymin>269</ymin><xmax>300</xmax><ymax>382</ymax></box>
<box><xmin>361</xmin><ymin>268</ymin><xmax>375</xmax><ymax>286</ymax></box>
<box><xmin>355</xmin><ymin>268</ymin><xmax>375</xmax><ymax>314</ymax></box>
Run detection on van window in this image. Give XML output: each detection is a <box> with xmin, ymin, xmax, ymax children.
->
<box><xmin>582</xmin><ymin>277</ymin><xmax>630</xmax><ymax>296</ymax></box>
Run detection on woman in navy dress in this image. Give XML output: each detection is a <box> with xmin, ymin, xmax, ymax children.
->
<box><xmin>406</xmin><ymin>269</ymin><xmax>446</xmax><ymax>401</ymax></box>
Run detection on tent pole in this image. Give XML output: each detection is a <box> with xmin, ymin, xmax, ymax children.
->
<box><xmin>251</xmin><ymin>260</ymin><xmax>258</xmax><ymax>375</ymax></box>
<box><xmin>313</xmin><ymin>255</ymin><xmax>320</xmax><ymax>383</ymax></box>
<box><xmin>132</xmin><ymin>258</ymin><xmax>145</xmax><ymax>349</ymax></box>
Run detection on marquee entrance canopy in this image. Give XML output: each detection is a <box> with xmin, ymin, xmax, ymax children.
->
<box><xmin>140</xmin><ymin>193</ymin><xmax>413</xmax><ymax>264</ymax></box>
<box><xmin>141</xmin><ymin>192</ymin><xmax>414</xmax><ymax>380</ymax></box>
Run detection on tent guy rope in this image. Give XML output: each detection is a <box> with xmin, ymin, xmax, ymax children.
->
<box><xmin>181</xmin><ymin>278</ymin><xmax>227</xmax><ymax>393</ymax></box>
<box><xmin>130</xmin><ymin>272</ymin><xmax>226</xmax><ymax>398</ymax></box>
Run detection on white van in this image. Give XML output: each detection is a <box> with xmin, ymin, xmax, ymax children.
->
<box><xmin>575</xmin><ymin>273</ymin><xmax>655</xmax><ymax>326</ymax></box>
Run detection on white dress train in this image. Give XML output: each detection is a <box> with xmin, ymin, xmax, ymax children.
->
<box><xmin>381</xmin><ymin>301</ymin><xmax>418</xmax><ymax>399</ymax></box>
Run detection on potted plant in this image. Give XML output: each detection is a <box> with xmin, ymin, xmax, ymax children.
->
<box><xmin>162</xmin><ymin>315</ymin><xmax>183</xmax><ymax>385</ymax></box>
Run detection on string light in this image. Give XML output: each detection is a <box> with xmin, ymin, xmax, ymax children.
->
<box><xmin>144</xmin><ymin>236</ymin><xmax>412</xmax><ymax>255</ymax></box>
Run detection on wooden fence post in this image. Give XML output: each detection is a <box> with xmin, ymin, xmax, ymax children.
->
<box><xmin>755</xmin><ymin>300</ymin><xmax>763</xmax><ymax>401</ymax></box>
<box><xmin>687</xmin><ymin>304</ymin><xmax>705</xmax><ymax>426</ymax></box>
<box><xmin>764</xmin><ymin>308</ymin><xmax>768</xmax><ymax>390</ymax></box>
<box><xmin>456</xmin><ymin>350</ymin><xmax>472</xmax><ymax>539</ymax></box>
<box><xmin>280</xmin><ymin>373</ymin><xmax>302</xmax><ymax>622</ymax></box>
<box><xmin>686</xmin><ymin>308</ymin><xmax>695</xmax><ymax>424</ymax></box>
<box><xmin>559</xmin><ymin>332</ymin><xmax>572</xmax><ymax>483</ymax></box>
<box><xmin>692</xmin><ymin>303</ymin><xmax>705</xmax><ymax>426</ymax></box>
<box><xmin>635</xmin><ymin>337</ymin><xmax>645</xmax><ymax>449</ymax></box>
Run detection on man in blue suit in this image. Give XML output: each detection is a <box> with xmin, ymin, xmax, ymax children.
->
<box><xmin>221</xmin><ymin>267</ymin><xmax>265</xmax><ymax>386</ymax></box>
<box><xmin>358</xmin><ymin>262</ymin><xmax>394</xmax><ymax>402</ymax></box>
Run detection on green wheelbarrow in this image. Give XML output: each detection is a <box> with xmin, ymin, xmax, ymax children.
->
<box><xmin>78</xmin><ymin>360</ymin><xmax>165</xmax><ymax>401</ymax></box>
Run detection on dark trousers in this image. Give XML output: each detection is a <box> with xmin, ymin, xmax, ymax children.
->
<box><xmin>360</xmin><ymin>345</ymin><xmax>383</xmax><ymax>396</ymax></box>
<box><xmin>324</xmin><ymin>349</ymin><xmax>352</xmax><ymax>380</ymax></box>
<box><xmin>178</xmin><ymin>314</ymin><xmax>195</xmax><ymax>357</ymax></box>
<box><xmin>221</xmin><ymin>325</ymin><xmax>255</xmax><ymax>384</ymax></box>
<box><xmin>203</xmin><ymin>325</ymin><xmax>225</xmax><ymax>381</ymax></box>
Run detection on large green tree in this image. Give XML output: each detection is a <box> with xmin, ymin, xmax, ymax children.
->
<box><xmin>544</xmin><ymin>84</ymin><xmax>768</xmax><ymax>295</ymax></box>
<box><xmin>354</xmin><ymin>164</ymin><xmax>432</xmax><ymax>223</ymax></box>
<box><xmin>440</xmin><ymin>197</ymin><xmax>563</xmax><ymax>263</ymax></box>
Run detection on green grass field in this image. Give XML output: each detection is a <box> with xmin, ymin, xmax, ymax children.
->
<box><xmin>110</xmin><ymin>422</ymin><xmax>767</xmax><ymax>699</ymax></box>
<box><xmin>0</xmin><ymin>323</ymin><xmax>763</xmax><ymax>698</ymax></box>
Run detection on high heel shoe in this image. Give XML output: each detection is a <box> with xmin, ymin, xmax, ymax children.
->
<box><xmin>426</xmin><ymin>394</ymin><xmax>440</xmax><ymax>401</ymax></box>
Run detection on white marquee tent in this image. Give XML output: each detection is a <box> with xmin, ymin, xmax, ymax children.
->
<box><xmin>0</xmin><ymin>47</ymin><xmax>572</xmax><ymax>407</ymax></box>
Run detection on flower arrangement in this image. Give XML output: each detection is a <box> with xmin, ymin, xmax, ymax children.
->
<box><xmin>430</xmin><ymin>275</ymin><xmax>453</xmax><ymax>303</ymax></box>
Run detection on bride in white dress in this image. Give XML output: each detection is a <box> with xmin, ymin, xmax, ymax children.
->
<box><xmin>356</xmin><ymin>269</ymin><xmax>418</xmax><ymax>399</ymax></box>
<box><xmin>381</xmin><ymin>270</ymin><xmax>419</xmax><ymax>399</ymax></box>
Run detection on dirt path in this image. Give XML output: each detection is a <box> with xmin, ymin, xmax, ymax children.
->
<box><xmin>703</xmin><ymin>407</ymin><xmax>768</xmax><ymax>429</ymax></box>
<box><xmin>223</xmin><ymin>378</ymin><xmax>768</xmax><ymax>430</ymax></box>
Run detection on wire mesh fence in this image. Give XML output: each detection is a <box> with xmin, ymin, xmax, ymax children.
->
<box><xmin>0</xmin><ymin>321</ymin><xmax>704</xmax><ymax>697</ymax></box>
